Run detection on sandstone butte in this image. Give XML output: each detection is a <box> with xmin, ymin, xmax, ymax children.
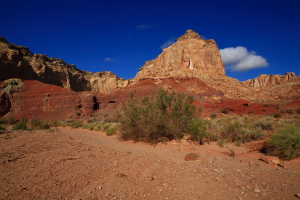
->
<box><xmin>0</xmin><ymin>30</ymin><xmax>300</xmax><ymax>120</ymax></box>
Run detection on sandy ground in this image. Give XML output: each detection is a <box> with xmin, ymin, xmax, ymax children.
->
<box><xmin>0</xmin><ymin>127</ymin><xmax>300</xmax><ymax>200</ymax></box>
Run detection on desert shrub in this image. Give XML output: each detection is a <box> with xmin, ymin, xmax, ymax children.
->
<box><xmin>219</xmin><ymin>118</ymin><xmax>246</xmax><ymax>142</ymax></box>
<box><xmin>263</xmin><ymin>104</ymin><xmax>269</xmax><ymax>107</ymax></box>
<box><xmin>12</xmin><ymin>117</ymin><xmax>28</xmax><ymax>130</ymax></box>
<box><xmin>0</xmin><ymin>125</ymin><xmax>5</xmax><ymax>131</ymax></box>
<box><xmin>87</xmin><ymin>119</ymin><xmax>97</xmax><ymax>123</ymax></box>
<box><xmin>105</xmin><ymin>126</ymin><xmax>117</xmax><ymax>136</ymax></box>
<box><xmin>248</xmin><ymin>110</ymin><xmax>253</xmax><ymax>114</ymax></box>
<box><xmin>285</xmin><ymin>109</ymin><xmax>294</xmax><ymax>114</ymax></box>
<box><xmin>273</xmin><ymin>113</ymin><xmax>282</xmax><ymax>118</ymax></box>
<box><xmin>216</xmin><ymin>116</ymin><xmax>265</xmax><ymax>143</ymax></box>
<box><xmin>187</xmin><ymin>118</ymin><xmax>210</xmax><ymax>145</ymax></box>
<box><xmin>246</xmin><ymin>127</ymin><xmax>264</xmax><ymax>141</ymax></box>
<box><xmin>4</xmin><ymin>117</ymin><xmax>16</xmax><ymax>125</ymax></box>
<box><xmin>70</xmin><ymin>121</ymin><xmax>83</xmax><ymax>129</ymax></box>
<box><xmin>264</xmin><ymin>125</ymin><xmax>300</xmax><ymax>160</ymax></box>
<box><xmin>116</xmin><ymin>89</ymin><xmax>198</xmax><ymax>143</ymax></box>
<box><xmin>28</xmin><ymin>119</ymin><xmax>50</xmax><ymax>130</ymax></box>
<box><xmin>252</xmin><ymin>117</ymin><xmax>274</xmax><ymax>130</ymax></box>
<box><xmin>217</xmin><ymin>138</ymin><xmax>225</xmax><ymax>147</ymax></box>
<box><xmin>198</xmin><ymin>107</ymin><xmax>203</xmax><ymax>113</ymax></box>
<box><xmin>262</xmin><ymin>108</ymin><xmax>267</xmax><ymax>112</ymax></box>
<box><xmin>220</xmin><ymin>108</ymin><xmax>229</xmax><ymax>114</ymax></box>
<box><xmin>297</xmin><ymin>108</ymin><xmax>300</xmax><ymax>115</ymax></box>
<box><xmin>210</xmin><ymin>113</ymin><xmax>217</xmax><ymax>119</ymax></box>
<box><xmin>82</xmin><ymin>123</ymin><xmax>95</xmax><ymax>130</ymax></box>
<box><xmin>49</xmin><ymin>121</ymin><xmax>63</xmax><ymax>127</ymax></box>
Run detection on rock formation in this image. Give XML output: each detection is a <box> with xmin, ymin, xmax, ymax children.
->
<box><xmin>0</xmin><ymin>78</ymin><xmax>100</xmax><ymax>120</ymax></box>
<box><xmin>0</xmin><ymin>37</ymin><xmax>128</xmax><ymax>93</ymax></box>
<box><xmin>134</xmin><ymin>30</ymin><xmax>225</xmax><ymax>80</ymax></box>
<box><xmin>0</xmin><ymin>30</ymin><xmax>300</xmax><ymax>120</ymax></box>
<box><xmin>90</xmin><ymin>72</ymin><xmax>129</xmax><ymax>93</ymax></box>
<box><xmin>243</xmin><ymin>72</ymin><xmax>300</xmax><ymax>89</ymax></box>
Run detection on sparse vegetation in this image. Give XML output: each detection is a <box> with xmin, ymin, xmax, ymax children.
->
<box><xmin>252</xmin><ymin>117</ymin><xmax>274</xmax><ymax>130</ymax></box>
<box><xmin>105</xmin><ymin>125</ymin><xmax>117</xmax><ymax>136</ymax></box>
<box><xmin>70</xmin><ymin>121</ymin><xmax>83</xmax><ymax>129</ymax></box>
<box><xmin>273</xmin><ymin>113</ymin><xmax>282</xmax><ymax>118</ymax></box>
<box><xmin>82</xmin><ymin>123</ymin><xmax>95</xmax><ymax>130</ymax></box>
<box><xmin>297</xmin><ymin>108</ymin><xmax>300</xmax><ymax>114</ymax></box>
<box><xmin>28</xmin><ymin>119</ymin><xmax>50</xmax><ymax>130</ymax></box>
<box><xmin>12</xmin><ymin>117</ymin><xmax>28</xmax><ymax>130</ymax></box>
<box><xmin>264</xmin><ymin>125</ymin><xmax>300</xmax><ymax>160</ymax></box>
<box><xmin>187</xmin><ymin>118</ymin><xmax>210</xmax><ymax>145</ymax></box>
<box><xmin>0</xmin><ymin>125</ymin><xmax>5</xmax><ymax>131</ymax></box>
<box><xmin>11</xmin><ymin>118</ymin><xmax>50</xmax><ymax>130</ymax></box>
<box><xmin>285</xmin><ymin>109</ymin><xmax>294</xmax><ymax>114</ymax></box>
<box><xmin>116</xmin><ymin>89</ymin><xmax>199</xmax><ymax>143</ymax></box>
<box><xmin>210</xmin><ymin>113</ymin><xmax>217</xmax><ymax>119</ymax></box>
<box><xmin>220</xmin><ymin>108</ymin><xmax>229</xmax><ymax>114</ymax></box>
<box><xmin>248</xmin><ymin>110</ymin><xmax>253</xmax><ymax>114</ymax></box>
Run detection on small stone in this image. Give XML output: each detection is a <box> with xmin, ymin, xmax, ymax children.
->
<box><xmin>295</xmin><ymin>194</ymin><xmax>300</xmax><ymax>198</ymax></box>
<box><xmin>271</xmin><ymin>159</ymin><xmax>280</xmax><ymax>165</ymax></box>
<box><xmin>185</xmin><ymin>153</ymin><xmax>200</xmax><ymax>161</ymax></box>
<box><xmin>254</xmin><ymin>188</ymin><xmax>261</xmax><ymax>193</ymax></box>
<box><xmin>214</xmin><ymin>169</ymin><xmax>220</xmax><ymax>172</ymax></box>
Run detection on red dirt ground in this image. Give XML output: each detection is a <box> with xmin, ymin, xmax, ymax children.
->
<box><xmin>1</xmin><ymin>127</ymin><xmax>299</xmax><ymax>199</ymax></box>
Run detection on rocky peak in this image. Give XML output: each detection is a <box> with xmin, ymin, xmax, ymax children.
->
<box><xmin>177</xmin><ymin>29</ymin><xmax>201</xmax><ymax>41</ymax></box>
<box><xmin>134</xmin><ymin>29</ymin><xmax>225</xmax><ymax>80</ymax></box>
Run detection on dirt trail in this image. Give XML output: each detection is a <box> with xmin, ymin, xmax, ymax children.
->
<box><xmin>0</xmin><ymin>127</ymin><xmax>299</xmax><ymax>199</ymax></box>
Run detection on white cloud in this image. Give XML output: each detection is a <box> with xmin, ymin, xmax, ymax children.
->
<box><xmin>136</xmin><ymin>24</ymin><xmax>152</xmax><ymax>30</ymax></box>
<box><xmin>160</xmin><ymin>37</ymin><xmax>176</xmax><ymax>49</ymax></box>
<box><xmin>220</xmin><ymin>46</ymin><xmax>269</xmax><ymax>72</ymax></box>
<box><xmin>104</xmin><ymin>57</ymin><xmax>113</xmax><ymax>62</ymax></box>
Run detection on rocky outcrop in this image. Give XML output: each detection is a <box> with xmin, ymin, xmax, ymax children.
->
<box><xmin>134</xmin><ymin>30</ymin><xmax>225</xmax><ymax>80</ymax></box>
<box><xmin>244</xmin><ymin>72</ymin><xmax>300</xmax><ymax>89</ymax></box>
<box><xmin>90</xmin><ymin>71</ymin><xmax>129</xmax><ymax>93</ymax></box>
<box><xmin>0</xmin><ymin>37</ymin><xmax>127</xmax><ymax>93</ymax></box>
<box><xmin>0</xmin><ymin>79</ymin><xmax>100</xmax><ymax>120</ymax></box>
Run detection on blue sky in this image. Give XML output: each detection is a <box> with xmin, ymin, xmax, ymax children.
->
<box><xmin>1</xmin><ymin>0</ymin><xmax>299</xmax><ymax>81</ymax></box>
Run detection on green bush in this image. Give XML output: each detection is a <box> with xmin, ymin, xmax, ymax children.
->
<box><xmin>82</xmin><ymin>123</ymin><xmax>95</xmax><ymax>130</ymax></box>
<box><xmin>0</xmin><ymin>125</ymin><xmax>5</xmax><ymax>131</ymax></box>
<box><xmin>286</xmin><ymin>109</ymin><xmax>294</xmax><ymax>114</ymax></box>
<box><xmin>252</xmin><ymin>118</ymin><xmax>274</xmax><ymax>130</ymax></box>
<box><xmin>6</xmin><ymin>117</ymin><xmax>15</xmax><ymax>125</ymax></box>
<box><xmin>220</xmin><ymin>118</ymin><xmax>246</xmax><ymax>142</ymax></box>
<box><xmin>273</xmin><ymin>113</ymin><xmax>282</xmax><ymax>118</ymax></box>
<box><xmin>187</xmin><ymin>119</ymin><xmax>210</xmax><ymax>145</ymax></box>
<box><xmin>210</xmin><ymin>113</ymin><xmax>217</xmax><ymax>119</ymax></box>
<box><xmin>12</xmin><ymin>117</ymin><xmax>28</xmax><ymax>130</ymax></box>
<box><xmin>70</xmin><ymin>121</ymin><xmax>83</xmax><ymax>129</ymax></box>
<box><xmin>28</xmin><ymin>119</ymin><xmax>50</xmax><ymax>130</ymax></box>
<box><xmin>116</xmin><ymin>89</ymin><xmax>198</xmax><ymax>143</ymax></box>
<box><xmin>216</xmin><ymin>117</ymin><xmax>265</xmax><ymax>143</ymax></box>
<box><xmin>265</xmin><ymin>125</ymin><xmax>300</xmax><ymax>160</ymax></box>
<box><xmin>220</xmin><ymin>108</ymin><xmax>229</xmax><ymax>114</ymax></box>
<box><xmin>105</xmin><ymin>126</ymin><xmax>117</xmax><ymax>136</ymax></box>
